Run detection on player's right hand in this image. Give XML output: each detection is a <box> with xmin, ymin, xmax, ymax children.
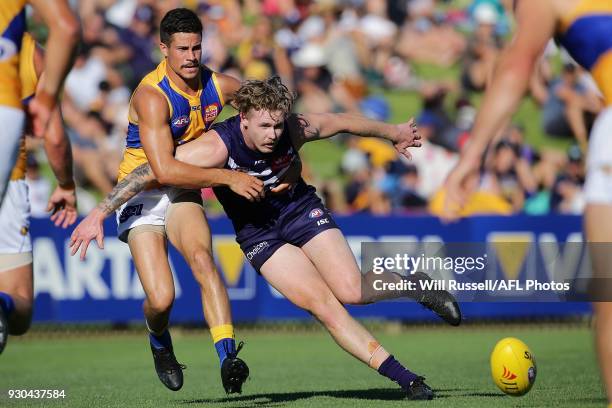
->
<box><xmin>69</xmin><ymin>208</ymin><xmax>106</xmax><ymax>260</ymax></box>
<box><xmin>229</xmin><ymin>171</ymin><xmax>265</xmax><ymax>202</ymax></box>
<box><xmin>47</xmin><ymin>184</ymin><xmax>78</xmax><ymax>228</ymax></box>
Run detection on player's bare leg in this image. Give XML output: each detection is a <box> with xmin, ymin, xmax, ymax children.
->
<box><xmin>585</xmin><ymin>204</ymin><xmax>612</xmax><ymax>403</ymax></box>
<box><xmin>165</xmin><ymin>197</ymin><xmax>249</xmax><ymax>393</ymax></box>
<box><xmin>300</xmin><ymin>229</ymin><xmax>461</xmax><ymax>325</ymax></box>
<box><xmin>260</xmin><ymin>244</ymin><xmax>433</xmax><ymax>400</ymax></box>
<box><xmin>0</xmin><ymin>260</ymin><xmax>33</xmax><ymax>353</ymax></box>
<box><xmin>128</xmin><ymin>228</ymin><xmax>184</xmax><ymax>391</ymax></box>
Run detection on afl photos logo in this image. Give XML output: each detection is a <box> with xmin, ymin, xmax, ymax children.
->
<box><xmin>0</xmin><ymin>38</ymin><xmax>17</xmax><ymax>61</ymax></box>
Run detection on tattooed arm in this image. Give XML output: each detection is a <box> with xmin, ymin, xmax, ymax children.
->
<box><xmin>97</xmin><ymin>163</ymin><xmax>156</xmax><ymax>216</ymax></box>
<box><xmin>69</xmin><ymin>129</ymin><xmax>240</xmax><ymax>260</ymax></box>
<box><xmin>69</xmin><ymin>162</ymin><xmax>156</xmax><ymax>260</ymax></box>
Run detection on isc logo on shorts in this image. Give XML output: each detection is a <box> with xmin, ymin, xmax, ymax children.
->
<box><xmin>309</xmin><ymin>208</ymin><xmax>324</xmax><ymax>219</ymax></box>
<box><xmin>119</xmin><ymin>204</ymin><xmax>144</xmax><ymax>223</ymax></box>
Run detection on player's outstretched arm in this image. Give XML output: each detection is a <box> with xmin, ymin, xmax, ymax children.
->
<box><xmin>442</xmin><ymin>0</ymin><xmax>556</xmax><ymax>220</ymax></box>
<box><xmin>288</xmin><ymin>113</ymin><xmax>422</xmax><ymax>160</ymax></box>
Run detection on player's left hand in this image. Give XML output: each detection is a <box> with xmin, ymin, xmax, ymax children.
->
<box><xmin>269</xmin><ymin>157</ymin><xmax>302</xmax><ymax>195</ymax></box>
<box><xmin>46</xmin><ymin>183</ymin><xmax>78</xmax><ymax>228</ymax></box>
<box><xmin>70</xmin><ymin>208</ymin><xmax>105</xmax><ymax>261</ymax></box>
<box><xmin>393</xmin><ymin>118</ymin><xmax>422</xmax><ymax>160</ymax></box>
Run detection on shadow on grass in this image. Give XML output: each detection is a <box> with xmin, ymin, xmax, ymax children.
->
<box><xmin>180</xmin><ymin>387</ymin><xmax>511</xmax><ymax>406</ymax></box>
<box><xmin>181</xmin><ymin>387</ymin><xmax>605</xmax><ymax>406</ymax></box>
<box><xmin>180</xmin><ymin>388</ymin><xmax>406</xmax><ymax>405</ymax></box>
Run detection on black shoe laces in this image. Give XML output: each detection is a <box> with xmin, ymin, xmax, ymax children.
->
<box><xmin>225</xmin><ymin>340</ymin><xmax>245</xmax><ymax>360</ymax></box>
<box><xmin>154</xmin><ymin>348</ymin><xmax>186</xmax><ymax>373</ymax></box>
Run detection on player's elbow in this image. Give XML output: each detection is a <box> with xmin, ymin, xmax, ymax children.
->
<box><xmin>62</xmin><ymin>12</ymin><xmax>80</xmax><ymax>38</ymax></box>
<box><xmin>154</xmin><ymin>171</ymin><xmax>171</xmax><ymax>186</ymax></box>
<box><xmin>44</xmin><ymin>126</ymin><xmax>67</xmax><ymax>148</ymax></box>
<box><xmin>498</xmin><ymin>51</ymin><xmax>536</xmax><ymax>87</ymax></box>
<box><xmin>52</xmin><ymin>18</ymin><xmax>80</xmax><ymax>45</ymax></box>
<box><xmin>149</xmin><ymin>163</ymin><xmax>170</xmax><ymax>185</ymax></box>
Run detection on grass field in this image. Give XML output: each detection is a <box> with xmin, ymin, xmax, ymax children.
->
<box><xmin>0</xmin><ymin>325</ymin><xmax>605</xmax><ymax>407</ymax></box>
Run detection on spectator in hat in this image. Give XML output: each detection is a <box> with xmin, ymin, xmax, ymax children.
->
<box><xmin>460</xmin><ymin>2</ymin><xmax>503</xmax><ymax>93</ymax></box>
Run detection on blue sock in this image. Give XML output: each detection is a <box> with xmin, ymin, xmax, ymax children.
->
<box><xmin>0</xmin><ymin>292</ymin><xmax>15</xmax><ymax>317</ymax></box>
<box><xmin>377</xmin><ymin>355</ymin><xmax>419</xmax><ymax>390</ymax></box>
<box><xmin>149</xmin><ymin>329</ymin><xmax>173</xmax><ymax>350</ymax></box>
<box><xmin>214</xmin><ymin>338</ymin><xmax>236</xmax><ymax>365</ymax></box>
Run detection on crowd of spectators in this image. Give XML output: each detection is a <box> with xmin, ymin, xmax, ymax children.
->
<box><xmin>24</xmin><ymin>0</ymin><xmax>599</xmax><ymax>217</ymax></box>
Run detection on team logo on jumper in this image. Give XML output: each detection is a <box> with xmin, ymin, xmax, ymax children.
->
<box><xmin>204</xmin><ymin>104</ymin><xmax>219</xmax><ymax>122</ymax></box>
<box><xmin>172</xmin><ymin>115</ymin><xmax>190</xmax><ymax>128</ymax></box>
<box><xmin>246</xmin><ymin>241</ymin><xmax>270</xmax><ymax>260</ymax></box>
<box><xmin>309</xmin><ymin>208</ymin><xmax>324</xmax><ymax>219</ymax></box>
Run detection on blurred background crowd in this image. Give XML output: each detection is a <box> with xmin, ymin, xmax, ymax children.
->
<box><xmin>24</xmin><ymin>0</ymin><xmax>601</xmax><ymax>217</ymax></box>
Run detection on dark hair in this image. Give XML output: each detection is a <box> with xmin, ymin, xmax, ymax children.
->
<box><xmin>160</xmin><ymin>8</ymin><xmax>203</xmax><ymax>45</ymax></box>
<box><xmin>234</xmin><ymin>76</ymin><xmax>295</xmax><ymax>116</ymax></box>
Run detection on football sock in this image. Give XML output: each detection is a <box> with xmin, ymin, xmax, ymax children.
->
<box><xmin>0</xmin><ymin>292</ymin><xmax>15</xmax><ymax>317</ymax></box>
<box><xmin>378</xmin><ymin>355</ymin><xmax>419</xmax><ymax>390</ymax></box>
<box><xmin>149</xmin><ymin>329</ymin><xmax>173</xmax><ymax>350</ymax></box>
<box><xmin>211</xmin><ymin>324</ymin><xmax>236</xmax><ymax>365</ymax></box>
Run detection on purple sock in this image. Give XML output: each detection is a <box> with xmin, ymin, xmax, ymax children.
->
<box><xmin>377</xmin><ymin>355</ymin><xmax>419</xmax><ymax>390</ymax></box>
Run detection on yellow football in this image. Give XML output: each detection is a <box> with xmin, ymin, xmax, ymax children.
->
<box><xmin>490</xmin><ymin>337</ymin><xmax>537</xmax><ymax>396</ymax></box>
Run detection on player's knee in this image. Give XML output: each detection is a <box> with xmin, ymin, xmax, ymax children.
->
<box><xmin>146</xmin><ymin>291</ymin><xmax>174</xmax><ymax>316</ymax></box>
<box><xmin>335</xmin><ymin>285</ymin><xmax>362</xmax><ymax>305</ymax></box>
<box><xmin>187</xmin><ymin>247</ymin><xmax>216</xmax><ymax>282</ymax></box>
<box><xmin>308</xmin><ymin>296</ymin><xmax>343</xmax><ymax>329</ymax></box>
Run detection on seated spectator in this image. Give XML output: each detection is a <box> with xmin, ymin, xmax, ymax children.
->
<box><xmin>384</xmin><ymin>161</ymin><xmax>428</xmax><ymax>212</ymax></box>
<box><xmin>64</xmin><ymin>48</ymin><xmax>108</xmax><ymax>112</ymax></box>
<box><xmin>460</xmin><ymin>2</ymin><xmax>503</xmax><ymax>93</ymax></box>
<box><xmin>118</xmin><ymin>5</ymin><xmax>157</xmax><ymax>90</ymax></box>
<box><xmin>541</xmin><ymin>64</ymin><xmax>603</xmax><ymax>152</ymax></box>
<box><xmin>480</xmin><ymin>140</ymin><xmax>537</xmax><ymax>212</ymax></box>
<box><xmin>396</xmin><ymin>0</ymin><xmax>466</xmax><ymax>67</ymax></box>
<box><xmin>406</xmin><ymin>112</ymin><xmax>459</xmax><ymax>199</ymax></box>
<box><xmin>417</xmin><ymin>89</ymin><xmax>465</xmax><ymax>151</ymax></box>
<box><xmin>291</xmin><ymin>43</ymin><xmax>335</xmax><ymax>113</ymax></box>
<box><xmin>550</xmin><ymin>144</ymin><xmax>586</xmax><ymax>214</ymax></box>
